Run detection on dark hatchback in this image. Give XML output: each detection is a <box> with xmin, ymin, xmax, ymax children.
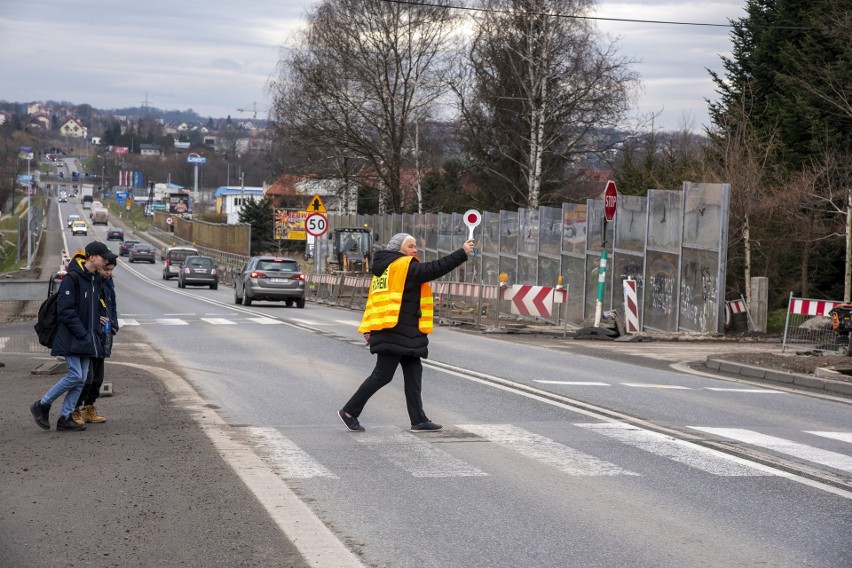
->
<box><xmin>178</xmin><ymin>256</ymin><xmax>219</xmax><ymax>289</ymax></box>
<box><xmin>128</xmin><ymin>243</ymin><xmax>156</xmax><ymax>263</ymax></box>
<box><xmin>234</xmin><ymin>256</ymin><xmax>305</xmax><ymax>308</ymax></box>
<box><xmin>119</xmin><ymin>240</ymin><xmax>140</xmax><ymax>256</ymax></box>
<box><xmin>107</xmin><ymin>227</ymin><xmax>124</xmax><ymax>241</ymax></box>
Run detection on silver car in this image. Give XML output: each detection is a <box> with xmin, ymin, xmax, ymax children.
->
<box><xmin>234</xmin><ymin>256</ymin><xmax>306</xmax><ymax>308</ymax></box>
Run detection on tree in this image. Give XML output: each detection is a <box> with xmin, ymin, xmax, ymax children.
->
<box><xmin>269</xmin><ymin>0</ymin><xmax>457</xmax><ymax>213</ymax></box>
<box><xmin>454</xmin><ymin>0</ymin><xmax>637</xmax><ymax>210</ymax></box>
<box><xmin>708</xmin><ymin>0</ymin><xmax>852</xmax><ymax>304</ymax></box>
<box><xmin>239</xmin><ymin>196</ymin><xmax>275</xmax><ymax>255</ymax></box>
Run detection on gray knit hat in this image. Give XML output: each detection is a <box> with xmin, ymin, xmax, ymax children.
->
<box><xmin>386</xmin><ymin>233</ymin><xmax>413</xmax><ymax>251</ymax></box>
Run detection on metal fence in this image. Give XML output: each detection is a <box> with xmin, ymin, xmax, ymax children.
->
<box><xmin>322</xmin><ymin>181</ymin><xmax>731</xmax><ymax>333</ymax></box>
<box><xmin>781</xmin><ymin>293</ymin><xmax>847</xmax><ymax>353</ymax></box>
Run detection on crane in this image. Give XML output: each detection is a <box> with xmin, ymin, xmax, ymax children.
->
<box><xmin>236</xmin><ymin>102</ymin><xmax>259</xmax><ymax>122</ymax></box>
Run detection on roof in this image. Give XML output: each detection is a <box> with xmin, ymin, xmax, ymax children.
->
<box><xmin>213</xmin><ymin>186</ymin><xmax>265</xmax><ymax>197</ymax></box>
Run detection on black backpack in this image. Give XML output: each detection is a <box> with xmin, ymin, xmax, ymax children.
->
<box><xmin>34</xmin><ymin>273</ymin><xmax>76</xmax><ymax>348</ymax></box>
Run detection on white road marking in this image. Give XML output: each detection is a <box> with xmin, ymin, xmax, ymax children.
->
<box><xmin>690</xmin><ymin>428</ymin><xmax>852</xmax><ymax>474</ymax></box>
<box><xmin>704</xmin><ymin>388</ymin><xmax>783</xmax><ymax>393</ymax></box>
<box><xmin>201</xmin><ymin>318</ymin><xmax>237</xmax><ymax>325</ymax></box>
<box><xmin>622</xmin><ymin>383</ymin><xmax>691</xmax><ymax>389</ymax></box>
<box><xmin>806</xmin><ymin>431</ymin><xmax>852</xmax><ymax>444</ymax></box>
<box><xmin>335</xmin><ymin>320</ymin><xmax>361</xmax><ymax>327</ymax></box>
<box><xmin>0</xmin><ymin>337</ymin><xmax>7</xmax><ymax>349</ymax></box>
<box><xmin>457</xmin><ymin>424</ymin><xmax>637</xmax><ymax>476</ymax></box>
<box><xmin>291</xmin><ymin>318</ymin><xmax>328</xmax><ymax>325</ymax></box>
<box><xmin>243</xmin><ymin>427</ymin><xmax>337</xmax><ymax>479</ymax></box>
<box><xmin>164</xmin><ymin>313</ymin><xmax>195</xmax><ymax>316</ymax></box>
<box><xmin>156</xmin><ymin>318</ymin><xmax>189</xmax><ymax>325</ymax></box>
<box><xmin>576</xmin><ymin>423</ymin><xmax>772</xmax><ymax>476</ymax></box>
<box><xmin>354</xmin><ymin>428</ymin><xmax>487</xmax><ymax>478</ymax></box>
<box><xmin>117</xmin><ymin>318</ymin><xmax>139</xmax><ymax>326</ymax></box>
<box><xmin>245</xmin><ymin>317</ymin><xmax>284</xmax><ymax>325</ymax></box>
<box><xmin>535</xmin><ymin>381</ymin><xmax>610</xmax><ymax>386</ymax></box>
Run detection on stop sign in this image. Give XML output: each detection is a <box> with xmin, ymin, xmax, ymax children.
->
<box><xmin>603</xmin><ymin>180</ymin><xmax>618</xmax><ymax>221</ymax></box>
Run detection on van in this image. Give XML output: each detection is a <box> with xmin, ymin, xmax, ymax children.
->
<box><xmin>162</xmin><ymin>246</ymin><xmax>200</xmax><ymax>280</ymax></box>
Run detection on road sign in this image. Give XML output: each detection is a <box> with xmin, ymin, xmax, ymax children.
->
<box><xmin>307</xmin><ymin>194</ymin><xmax>327</xmax><ymax>213</ymax></box>
<box><xmin>604</xmin><ymin>180</ymin><xmax>618</xmax><ymax>222</ymax></box>
<box><xmin>463</xmin><ymin>209</ymin><xmax>481</xmax><ymax>240</ymax></box>
<box><xmin>166</xmin><ymin>216</ymin><xmax>174</xmax><ymax>225</ymax></box>
<box><xmin>305</xmin><ymin>213</ymin><xmax>328</xmax><ymax>237</ymax></box>
<box><xmin>505</xmin><ymin>285</ymin><xmax>557</xmax><ymax>318</ymax></box>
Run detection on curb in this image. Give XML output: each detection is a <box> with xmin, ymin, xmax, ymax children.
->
<box><xmin>705</xmin><ymin>357</ymin><xmax>852</xmax><ymax>397</ymax></box>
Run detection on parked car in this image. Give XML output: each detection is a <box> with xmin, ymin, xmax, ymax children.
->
<box><xmin>177</xmin><ymin>256</ymin><xmax>219</xmax><ymax>289</ymax></box>
<box><xmin>128</xmin><ymin>243</ymin><xmax>156</xmax><ymax>263</ymax></box>
<box><xmin>234</xmin><ymin>256</ymin><xmax>305</xmax><ymax>308</ymax></box>
<box><xmin>119</xmin><ymin>240</ymin><xmax>140</xmax><ymax>256</ymax></box>
<box><xmin>162</xmin><ymin>246</ymin><xmax>199</xmax><ymax>280</ymax></box>
<box><xmin>106</xmin><ymin>227</ymin><xmax>124</xmax><ymax>241</ymax></box>
<box><xmin>71</xmin><ymin>220</ymin><xmax>88</xmax><ymax>236</ymax></box>
<box><xmin>66</xmin><ymin>214</ymin><xmax>81</xmax><ymax>228</ymax></box>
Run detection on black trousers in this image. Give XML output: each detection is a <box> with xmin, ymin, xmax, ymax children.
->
<box><xmin>77</xmin><ymin>356</ymin><xmax>105</xmax><ymax>407</ymax></box>
<box><xmin>343</xmin><ymin>352</ymin><xmax>428</xmax><ymax>425</ymax></box>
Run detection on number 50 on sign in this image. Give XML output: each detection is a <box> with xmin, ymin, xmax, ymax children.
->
<box><xmin>305</xmin><ymin>213</ymin><xmax>328</xmax><ymax>237</ymax></box>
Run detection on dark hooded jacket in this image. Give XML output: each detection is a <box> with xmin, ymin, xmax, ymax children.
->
<box><xmin>367</xmin><ymin>248</ymin><xmax>468</xmax><ymax>358</ymax></box>
<box><xmin>99</xmin><ymin>275</ymin><xmax>118</xmax><ymax>357</ymax></box>
<box><xmin>50</xmin><ymin>257</ymin><xmax>104</xmax><ymax>358</ymax></box>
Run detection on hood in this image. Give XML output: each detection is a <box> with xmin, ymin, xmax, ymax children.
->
<box><xmin>67</xmin><ymin>257</ymin><xmax>95</xmax><ymax>281</ymax></box>
<box><xmin>371</xmin><ymin>250</ymin><xmax>405</xmax><ymax>276</ymax></box>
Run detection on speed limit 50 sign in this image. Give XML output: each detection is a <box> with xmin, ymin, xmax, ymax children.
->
<box><xmin>305</xmin><ymin>213</ymin><xmax>328</xmax><ymax>237</ymax></box>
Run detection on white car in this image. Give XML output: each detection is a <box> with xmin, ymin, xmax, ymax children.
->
<box><xmin>66</xmin><ymin>214</ymin><xmax>81</xmax><ymax>228</ymax></box>
<box><xmin>71</xmin><ymin>220</ymin><xmax>88</xmax><ymax>236</ymax></box>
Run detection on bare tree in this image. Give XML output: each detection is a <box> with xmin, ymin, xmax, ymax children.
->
<box><xmin>454</xmin><ymin>0</ymin><xmax>637</xmax><ymax>210</ymax></box>
<box><xmin>269</xmin><ymin>0</ymin><xmax>457</xmax><ymax>213</ymax></box>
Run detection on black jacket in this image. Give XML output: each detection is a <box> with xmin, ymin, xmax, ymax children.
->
<box><xmin>368</xmin><ymin>248</ymin><xmax>468</xmax><ymax>358</ymax></box>
<box><xmin>50</xmin><ymin>257</ymin><xmax>104</xmax><ymax>358</ymax></box>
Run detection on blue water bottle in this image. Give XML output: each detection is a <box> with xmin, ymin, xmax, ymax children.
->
<box><xmin>104</xmin><ymin>317</ymin><xmax>111</xmax><ymax>333</ymax></box>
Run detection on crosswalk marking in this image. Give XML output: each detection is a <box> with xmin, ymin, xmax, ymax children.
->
<box><xmin>535</xmin><ymin>381</ymin><xmax>610</xmax><ymax>386</ymax></box>
<box><xmin>201</xmin><ymin>318</ymin><xmax>236</xmax><ymax>325</ymax></box>
<box><xmin>242</xmin><ymin>427</ymin><xmax>337</xmax><ymax>479</ymax></box>
<box><xmin>575</xmin><ymin>423</ymin><xmax>772</xmax><ymax>476</ymax></box>
<box><xmin>245</xmin><ymin>317</ymin><xmax>283</xmax><ymax>325</ymax></box>
<box><xmin>457</xmin><ymin>424</ymin><xmax>637</xmax><ymax>476</ymax></box>
<box><xmin>354</xmin><ymin>428</ymin><xmax>488</xmax><ymax>478</ymax></box>
<box><xmin>117</xmin><ymin>318</ymin><xmax>139</xmax><ymax>326</ymax></box>
<box><xmin>335</xmin><ymin>320</ymin><xmax>360</xmax><ymax>327</ymax></box>
<box><xmin>690</xmin><ymin>427</ymin><xmax>852</xmax><ymax>474</ymax></box>
<box><xmin>156</xmin><ymin>318</ymin><xmax>189</xmax><ymax>326</ymax></box>
<box><xmin>805</xmin><ymin>431</ymin><xmax>852</xmax><ymax>444</ymax></box>
<box><xmin>622</xmin><ymin>383</ymin><xmax>691</xmax><ymax>389</ymax></box>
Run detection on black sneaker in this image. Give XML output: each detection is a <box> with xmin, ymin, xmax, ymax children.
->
<box><xmin>30</xmin><ymin>400</ymin><xmax>51</xmax><ymax>430</ymax></box>
<box><xmin>338</xmin><ymin>409</ymin><xmax>365</xmax><ymax>432</ymax></box>
<box><xmin>411</xmin><ymin>421</ymin><xmax>442</xmax><ymax>432</ymax></box>
<box><xmin>56</xmin><ymin>415</ymin><xmax>86</xmax><ymax>431</ymax></box>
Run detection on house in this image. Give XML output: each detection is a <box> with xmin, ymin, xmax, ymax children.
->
<box><xmin>24</xmin><ymin>114</ymin><xmax>51</xmax><ymax>130</ymax></box>
<box><xmin>59</xmin><ymin>118</ymin><xmax>87</xmax><ymax>138</ymax></box>
<box><xmin>140</xmin><ymin>144</ymin><xmax>163</xmax><ymax>156</ymax></box>
<box><xmin>213</xmin><ymin>186</ymin><xmax>265</xmax><ymax>224</ymax></box>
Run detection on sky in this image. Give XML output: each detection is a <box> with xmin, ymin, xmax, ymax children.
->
<box><xmin>0</xmin><ymin>0</ymin><xmax>746</xmax><ymax>131</ymax></box>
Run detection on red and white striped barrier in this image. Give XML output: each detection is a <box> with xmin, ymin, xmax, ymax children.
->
<box><xmin>436</xmin><ymin>282</ymin><xmax>500</xmax><ymax>301</ymax></box>
<box><xmin>622</xmin><ymin>278</ymin><xmax>640</xmax><ymax>332</ymax></box>
<box><xmin>504</xmin><ymin>285</ymin><xmax>561</xmax><ymax>318</ymax></box>
<box><xmin>788</xmin><ymin>297</ymin><xmax>841</xmax><ymax>317</ymax></box>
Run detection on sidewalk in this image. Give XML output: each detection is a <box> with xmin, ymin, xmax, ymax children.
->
<box><xmin>0</xmin><ymin>327</ymin><xmax>308</xmax><ymax>568</ymax></box>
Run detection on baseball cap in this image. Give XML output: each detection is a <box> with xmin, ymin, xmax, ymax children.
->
<box><xmin>85</xmin><ymin>241</ymin><xmax>118</xmax><ymax>262</ymax></box>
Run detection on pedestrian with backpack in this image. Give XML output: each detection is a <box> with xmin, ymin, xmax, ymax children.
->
<box><xmin>30</xmin><ymin>241</ymin><xmax>117</xmax><ymax>431</ymax></box>
<box><xmin>71</xmin><ymin>255</ymin><xmax>118</xmax><ymax>425</ymax></box>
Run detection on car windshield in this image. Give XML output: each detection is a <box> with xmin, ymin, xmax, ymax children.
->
<box><xmin>169</xmin><ymin>250</ymin><xmax>197</xmax><ymax>263</ymax></box>
<box><xmin>135</xmin><ymin>245</ymin><xmax>153</xmax><ymax>251</ymax></box>
<box><xmin>187</xmin><ymin>258</ymin><xmax>214</xmax><ymax>267</ymax></box>
<box><xmin>258</xmin><ymin>260</ymin><xmax>298</xmax><ymax>272</ymax></box>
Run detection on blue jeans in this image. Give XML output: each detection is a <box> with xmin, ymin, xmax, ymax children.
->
<box><xmin>41</xmin><ymin>355</ymin><xmax>90</xmax><ymax>418</ymax></box>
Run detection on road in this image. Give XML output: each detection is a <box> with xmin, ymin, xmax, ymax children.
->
<box><xmin>25</xmin><ymin>200</ymin><xmax>852</xmax><ymax>566</ymax></box>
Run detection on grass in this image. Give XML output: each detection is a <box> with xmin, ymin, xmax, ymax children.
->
<box><xmin>767</xmin><ymin>308</ymin><xmax>788</xmax><ymax>334</ymax></box>
<box><xmin>0</xmin><ymin>199</ymin><xmax>26</xmax><ymax>273</ymax></box>
<box><xmin>103</xmin><ymin>198</ymin><xmax>151</xmax><ymax>231</ymax></box>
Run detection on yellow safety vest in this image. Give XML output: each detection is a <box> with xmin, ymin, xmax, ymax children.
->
<box><xmin>358</xmin><ymin>256</ymin><xmax>433</xmax><ymax>334</ymax></box>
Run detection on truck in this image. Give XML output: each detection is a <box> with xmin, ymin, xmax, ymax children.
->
<box><xmin>326</xmin><ymin>228</ymin><xmax>372</xmax><ymax>274</ymax></box>
<box><xmin>92</xmin><ymin>207</ymin><xmax>109</xmax><ymax>225</ymax></box>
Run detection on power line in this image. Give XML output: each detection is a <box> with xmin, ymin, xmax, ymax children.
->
<box><xmin>379</xmin><ymin>0</ymin><xmax>815</xmax><ymax>30</ymax></box>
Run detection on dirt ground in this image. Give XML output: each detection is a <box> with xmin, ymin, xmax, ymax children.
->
<box><xmin>708</xmin><ymin>349</ymin><xmax>852</xmax><ymax>379</ymax></box>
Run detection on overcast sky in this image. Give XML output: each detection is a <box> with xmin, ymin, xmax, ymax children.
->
<box><xmin>0</xmin><ymin>0</ymin><xmax>745</xmax><ymax>131</ymax></box>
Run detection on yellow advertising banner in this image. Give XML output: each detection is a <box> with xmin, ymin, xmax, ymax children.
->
<box><xmin>275</xmin><ymin>209</ymin><xmax>308</xmax><ymax>241</ymax></box>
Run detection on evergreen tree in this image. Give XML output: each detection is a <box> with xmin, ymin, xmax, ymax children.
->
<box><xmin>238</xmin><ymin>196</ymin><xmax>275</xmax><ymax>255</ymax></box>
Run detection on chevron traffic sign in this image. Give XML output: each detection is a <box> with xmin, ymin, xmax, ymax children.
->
<box><xmin>505</xmin><ymin>285</ymin><xmax>557</xmax><ymax>318</ymax></box>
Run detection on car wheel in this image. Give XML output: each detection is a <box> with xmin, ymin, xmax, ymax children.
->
<box><xmin>242</xmin><ymin>292</ymin><xmax>253</xmax><ymax>306</ymax></box>
<box><xmin>285</xmin><ymin>300</ymin><xmax>294</xmax><ymax>307</ymax></box>
<box><xmin>296</xmin><ymin>297</ymin><xmax>306</xmax><ymax>309</ymax></box>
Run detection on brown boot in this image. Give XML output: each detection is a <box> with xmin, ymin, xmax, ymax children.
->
<box><xmin>81</xmin><ymin>404</ymin><xmax>106</xmax><ymax>423</ymax></box>
<box><xmin>71</xmin><ymin>408</ymin><xmax>85</xmax><ymax>425</ymax></box>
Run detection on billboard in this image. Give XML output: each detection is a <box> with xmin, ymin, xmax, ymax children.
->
<box><xmin>274</xmin><ymin>209</ymin><xmax>308</xmax><ymax>240</ymax></box>
<box><xmin>169</xmin><ymin>193</ymin><xmax>191</xmax><ymax>215</ymax></box>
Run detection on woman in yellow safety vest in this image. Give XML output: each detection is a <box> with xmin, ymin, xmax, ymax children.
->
<box><xmin>338</xmin><ymin>233</ymin><xmax>474</xmax><ymax>432</ymax></box>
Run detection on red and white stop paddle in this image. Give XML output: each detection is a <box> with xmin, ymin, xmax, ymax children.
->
<box><xmin>463</xmin><ymin>209</ymin><xmax>481</xmax><ymax>240</ymax></box>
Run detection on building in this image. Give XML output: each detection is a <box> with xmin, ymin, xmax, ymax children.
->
<box><xmin>213</xmin><ymin>186</ymin><xmax>265</xmax><ymax>224</ymax></box>
<box><xmin>140</xmin><ymin>144</ymin><xmax>163</xmax><ymax>156</ymax></box>
<box><xmin>59</xmin><ymin>118</ymin><xmax>87</xmax><ymax>138</ymax></box>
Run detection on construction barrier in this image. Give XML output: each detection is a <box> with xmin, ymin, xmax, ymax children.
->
<box><xmin>724</xmin><ymin>295</ymin><xmax>752</xmax><ymax>332</ymax></box>
<box><xmin>781</xmin><ymin>293</ymin><xmax>844</xmax><ymax>353</ymax></box>
<box><xmin>622</xmin><ymin>279</ymin><xmax>640</xmax><ymax>333</ymax></box>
